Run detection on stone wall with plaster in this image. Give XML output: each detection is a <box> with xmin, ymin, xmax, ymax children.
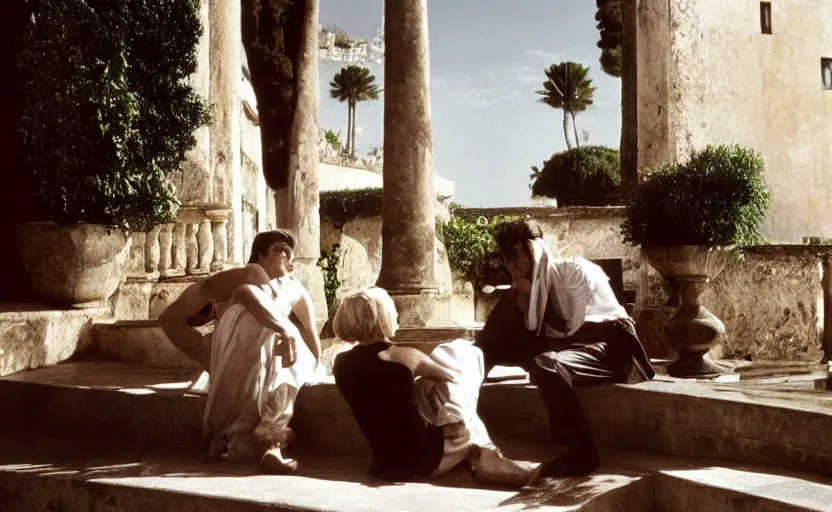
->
<box><xmin>638</xmin><ymin>0</ymin><xmax>832</xmax><ymax>242</ymax></box>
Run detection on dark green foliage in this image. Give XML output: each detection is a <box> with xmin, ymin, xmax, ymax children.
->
<box><xmin>318</xmin><ymin>244</ymin><xmax>341</xmax><ymax>319</ymax></box>
<box><xmin>531</xmin><ymin>147</ymin><xmax>621</xmax><ymax>207</ymax></box>
<box><xmin>621</xmin><ymin>145</ymin><xmax>771</xmax><ymax>247</ymax></box>
<box><xmin>438</xmin><ymin>208</ymin><xmax>520</xmax><ymax>289</ymax></box>
<box><xmin>320</xmin><ymin>188</ymin><xmax>383</xmax><ymax>227</ymax></box>
<box><xmin>18</xmin><ymin>0</ymin><xmax>209</xmax><ymax>231</ymax></box>
<box><xmin>595</xmin><ymin>0</ymin><xmax>623</xmax><ymax>78</ymax></box>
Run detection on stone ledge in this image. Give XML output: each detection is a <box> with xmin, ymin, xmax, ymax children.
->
<box><xmin>458</xmin><ymin>206</ymin><xmax>627</xmax><ymax>220</ymax></box>
<box><xmin>2</xmin><ymin>361</ymin><xmax>831</xmax><ymax>476</ymax></box>
<box><xmin>0</xmin><ymin>305</ymin><xmax>111</xmax><ymax>377</ymax></box>
<box><xmin>1</xmin><ymin>435</ymin><xmax>829</xmax><ymax>512</ymax></box>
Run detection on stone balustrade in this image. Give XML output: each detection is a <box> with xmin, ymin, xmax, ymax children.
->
<box><xmin>127</xmin><ymin>207</ymin><xmax>233</xmax><ymax>282</ymax></box>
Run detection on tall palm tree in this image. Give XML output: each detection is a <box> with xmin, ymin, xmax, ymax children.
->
<box><xmin>329</xmin><ymin>65</ymin><xmax>381</xmax><ymax>157</ymax></box>
<box><xmin>536</xmin><ymin>61</ymin><xmax>597</xmax><ymax>150</ymax></box>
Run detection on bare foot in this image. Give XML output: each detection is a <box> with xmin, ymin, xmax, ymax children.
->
<box><xmin>473</xmin><ymin>446</ymin><xmax>536</xmax><ymax>487</ymax></box>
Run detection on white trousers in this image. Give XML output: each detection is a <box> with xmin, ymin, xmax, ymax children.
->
<box><xmin>203</xmin><ymin>304</ymin><xmax>315</xmax><ymax>457</ymax></box>
<box><xmin>414</xmin><ymin>339</ymin><xmax>494</xmax><ymax>475</ymax></box>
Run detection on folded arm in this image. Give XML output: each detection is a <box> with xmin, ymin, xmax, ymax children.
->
<box><xmin>380</xmin><ymin>346</ymin><xmax>457</xmax><ymax>383</ymax></box>
<box><xmin>289</xmin><ymin>286</ymin><xmax>322</xmax><ymax>366</ymax></box>
<box><xmin>158</xmin><ymin>264</ymin><xmax>271</xmax><ymax>369</ymax></box>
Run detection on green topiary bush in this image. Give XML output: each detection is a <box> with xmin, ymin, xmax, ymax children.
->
<box><xmin>621</xmin><ymin>144</ymin><xmax>770</xmax><ymax>247</ymax></box>
<box><xmin>531</xmin><ymin>146</ymin><xmax>621</xmax><ymax>206</ymax></box>
<box><xmin>18</xmin><ymin>0</ymin><xmax>210</xmax><ymax>232</ymax></box>
<box><xmin>320</xmin><ymin>188</ymin><xmax>384</xmax><ymax>227</ymax></box>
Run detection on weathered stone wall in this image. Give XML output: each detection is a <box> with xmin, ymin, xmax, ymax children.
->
<box><xmin>637</xmin><ymin>246</ymin><xmax>827</xmax><ymax>362</ymax></box>
<box><xmin>638</xmin><ymin>0</ymin><xmax>832</xmax><ymax>242</ymax></box>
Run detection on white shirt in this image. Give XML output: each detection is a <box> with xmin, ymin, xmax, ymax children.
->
<box><xmin>526</xmin><ymin>238</ymin><xmax>628</xmax><ymax>338</ymax></box>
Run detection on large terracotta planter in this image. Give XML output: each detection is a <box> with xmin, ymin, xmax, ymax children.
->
<box><xmin>17</xmin><ymin>222</ymin><xmax>131</xmax><ymax>308</ymax></box>
<box><xmin>642</xmin><ymin>245</ymin><xmax>736</xmax><ymax>377</ymax></box>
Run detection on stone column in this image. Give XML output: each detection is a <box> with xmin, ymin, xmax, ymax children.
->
<box><xmin>376</xmin><ymin>0</ymin><xmax>447</xmax><ymax>326</ymax></box>
<box><xmin>209</xmin><ymin>0</ymin><xmax>242</xmax><ymax>257</ymax></box>
<box><xmin>274</xmin><ymin>0</ymin><xmax>328</xmax><ymax>330</ymax></box>
<box><xmin>620</xmin><ymin>0</ymin><xmax>640</xmax><ymax>197</ymax></box>
<box><xmin>174</xmin><ymin>0</ymin><xmax>212</xmax><ymax>205</ymax></box>
<box><xmin>636</xmin><ymin>0</ymin><xmax>675</xmax><ymax>171</ymax></box>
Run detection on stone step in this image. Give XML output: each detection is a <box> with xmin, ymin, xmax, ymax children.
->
<box><xmin>0</xmin><ymin>303</ymin><xmax>110</xmax><ymax>377</ymax></box>
<box><xmin>1</xmin><ymin>435</ymin><xmax>829</xmax><ymax>512</ymax></box>
<box><xmin>1</xmin><ymin>361</ymin><xmax>831</xmax><ymax>478</ymax></box>
<box><xmin>87</xmin><ymin>320</ymin><xmax>483</xmax><ymax>368</ymax></box>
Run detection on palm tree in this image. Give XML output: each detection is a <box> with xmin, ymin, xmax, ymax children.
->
<box><xmin>536</xmin><ymin>61</ymin><xmax>597</xmax><ymax>150</ymax></box>
<box><xmin>329</xmin><ymin>65</ymin><xmax>381</xmax><ymax>157</ymax></box>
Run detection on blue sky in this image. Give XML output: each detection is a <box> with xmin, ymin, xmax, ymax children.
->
<box><xmin>319</xmin><ymin>0</ymin><xmax>621</xmax><ymax>207</ymax></box>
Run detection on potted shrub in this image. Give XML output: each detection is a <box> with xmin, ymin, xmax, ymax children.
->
<box><xmin>621</xmin><ymin>144</ymin><xmax>770</xmax><ymax>377</ymax></box>
<box><xmin>17</xmin><ymin>0</ymin><xmax>209</xmax><ymax>307</ymax></box>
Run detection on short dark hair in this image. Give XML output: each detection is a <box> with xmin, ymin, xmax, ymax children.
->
<box><xmin>493</xmin><ymin>219</ymin><xmax>543</xmax><ymax>258</ymax></box>
<box><xmin>247</xmin><ymin>229</ymin><xmax>297</xmax><ymax>264</ymax></box>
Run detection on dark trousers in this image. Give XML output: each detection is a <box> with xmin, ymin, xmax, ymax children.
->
<box><xmin>475</xmin><ymin>290</ymin><xmax>650</xmax><ymax>444</ymax></box>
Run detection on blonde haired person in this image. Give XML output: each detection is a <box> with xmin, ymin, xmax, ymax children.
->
<box><xmin>332</xmin><ymin>287</ymin><xmax>535</xmax><ymax>485</ymax></box>
<box><xmin>159</xmin><ymin>229</ymin><xmax>321</xmax><ymax>474</ymax></box>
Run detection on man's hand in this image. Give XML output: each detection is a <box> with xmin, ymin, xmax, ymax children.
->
<box><xmin>275</xmin><ymin>332</ymin><xmax>298</xmax><ymax>367</ymax></box>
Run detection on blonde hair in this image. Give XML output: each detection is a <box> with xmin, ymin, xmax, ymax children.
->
<box><xmin>333</xmin><ymin>287</ymin><xmax>399</xmax><ymax>343</ymax></box>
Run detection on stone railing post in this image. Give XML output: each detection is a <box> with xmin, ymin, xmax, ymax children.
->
<box><xmin>171</xmin><ymin>222</ymin><xmax>187</xmax><ymax>275</ymax></box>
<box><xmin>197</xmin><ymin>219</ymin><xmax>214</xmax><ymax>274</ymax></box>
<box><xmin>144</xmin><ymin>225</ymin><xmax>161</xmax><ymax>281</ymax></box>
<box><xmin>186</xmin><ymin>222</ymin><xmax>200</xmax><ymax>275</ymax></box>
<box><xmin>157</xmin><ymin>223</ymin><xmax>174</xmax><ymax>277</ymax></box>
<box><xmin>207</xmin><ymin>209</ymin><xmax>231</xmax><ymax>272</ymax></box>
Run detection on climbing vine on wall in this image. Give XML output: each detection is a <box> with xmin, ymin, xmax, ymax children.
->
<box><xmin>317</xmin><ymin>244</ymin><xmax>341</xmax><ymax>318</ymax></box>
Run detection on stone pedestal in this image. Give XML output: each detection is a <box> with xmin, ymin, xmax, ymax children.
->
<box><xmin>389</xmin><ymin>290</ymin><xmax>451</xmax><ymax>329</ymax></box>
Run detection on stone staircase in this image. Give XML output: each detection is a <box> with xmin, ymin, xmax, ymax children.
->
<box><xmin>1</xmin><ymin>357</ymin><xmax>831</xmax><ymax>511</ymax></box>
<box><xmin>2</xmin><ymin>282</ymin><xmax>832</xmax><ymax>511</ymax></box>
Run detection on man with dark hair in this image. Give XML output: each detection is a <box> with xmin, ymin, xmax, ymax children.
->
<box><xmin>476</xmin><ymin>219</ymin><xmax>654</xmax><ymax>479</ymax></box>
<box><xmin>159</xmin><ymin>229</ymin><xmax>321</xmax><ymax>474</ymax></box>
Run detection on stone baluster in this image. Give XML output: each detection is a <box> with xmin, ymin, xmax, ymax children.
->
<box><xmin>197</xmin><ymin>219</ymin><xmax>214</xmax><ymax>273</ymax></box>
<box><xmin>207</xmin><ymin>210</ymin><xmax>229</xmax><ymax>272</ymax></box>
<box><xmin>145</xmin><ymin>226</ymin><xmax>161</xmax><ymax>280</ymax></box>
<box><xmin>186</xmin><ymin>222</ymin><xmax>199</xmax><ymax>275</ymax></box>
<box><xmin>157</xmin><ymin>223</ymin><xmax>174</xmax><ymax>277</ymax></box>
<box><xmin>171</xmin><ymin>222</ymin><xmax>187</xmax><ymax>275</ymax></box>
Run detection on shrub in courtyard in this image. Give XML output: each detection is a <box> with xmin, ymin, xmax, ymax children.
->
<box><xmin>18</xmin><ymin>0</ymin><xmax>210</xmax><ymax>231</ymax></box>
<box><xmin>531</xmin><ymin>146</ymin><xmax>621</xmax><ymax>206</ymax></box>
<box><xmin>438</xmin><ymin>208</ymin><xmax>519</xmax><ymax>290</ymax></box>
<box><xmin>621</xmin><ymin>144</ymin><xmax>770</xmax><ymax>247</ymax></box>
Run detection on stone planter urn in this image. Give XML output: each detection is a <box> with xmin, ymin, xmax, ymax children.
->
<box><xmin>17</xmin><ymin>222</ymin><xmax>132</xmax><ymax>308</ymax></box>
<box><xmin>642</xmin><ymin>245</ymin><xmax>736</xmax><ymax>378</ymax></box>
